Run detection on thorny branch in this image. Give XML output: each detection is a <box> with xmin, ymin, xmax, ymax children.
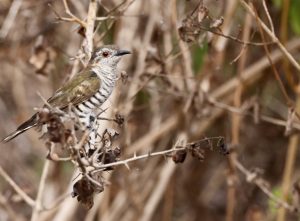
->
<box><xmin>0</xmin><ymin>104</ymin><xmax>228</xmax><ymax>210</ymax></box>
<box><xmin>90</xmin><ymin>136</ymin><xmax>228</xmax><ymax>173</ymax></box>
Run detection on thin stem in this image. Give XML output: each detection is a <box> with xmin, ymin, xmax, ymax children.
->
<box><xmin>234</xmin><ymin>159</ymin><xmax>295</xmax><ymax>212</ymax></box>
<box><xmin>84</xmin><ymin>0</ymin><xmax>98</xmax><ymax>62</ymax></box>
<box><xmin>0</xmin><ymin>166</ymin><xmax>35</xmax><ymax>207</ymax></box>
<box><xmin>91</xmin><ymin>137</ymin><xmax>223</xmax><ymax>172</ymax></box>
<box><xmin>31</xmin><ymin>160</ymin><xmax>51</xmax><ymax>221</ymax></box>
<box><xmin>239</xmin><ymin>0</ymin><xmax>300</xmax><ymax>72</ymax></box>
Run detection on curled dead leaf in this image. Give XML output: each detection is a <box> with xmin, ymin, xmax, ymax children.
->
<box><xmin>29</xmin><ymin>35</ymin><xmax>57</xmax><ymax>75</ymax></box>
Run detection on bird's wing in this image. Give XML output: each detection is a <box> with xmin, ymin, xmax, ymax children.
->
<box><xmin>47</xmin><ymin>69</ymin><xmax>101</xmax><ymax>109</ymax></box>
<box><xmin>1</xmin><ymin>70</ymin><xmax>101</xmax><ymax>143</ymax></box>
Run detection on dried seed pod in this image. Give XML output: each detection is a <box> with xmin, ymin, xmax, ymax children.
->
<box><xmin>72</xmin><ymin>177</ymin><xmax>95</xmax><ymax>210</ymax></box>
<box><xmin>72</xmin><ymin>175</ymin><xmax>104</xmax><ymax>210</ymax></box>
<box><xmin>113</xmin><ymin>146</ymin><xmax>121</xmax><ymax>158</ymax></box>
<box><xmin>114</xmin><ymin>114</ymin><xmax>124</xmax><ymax>126</ymax></box>
<box><xmin>97</xmin><ymin>148</ymin><xmax>121</xmax><ymax>171</ymax></box>
<box><xmin>46</xmin><ymin>116</ymin><xmax>66</xmax><ymax>143</ymax></box>
<box><xmin>172</xmin><ymin>149</ymin><xmax>187</xmax><ymax>163</ymax></box>
<box><xmin>217</xmin><ymin>138</ymin><xmax>229</xmax><ymax>155</ymax></box>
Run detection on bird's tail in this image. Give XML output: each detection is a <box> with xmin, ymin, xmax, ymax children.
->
<box><xmin>2</xmin><ymin>114</ymin><xmax>38</xmax><ymax>143</ymax></box>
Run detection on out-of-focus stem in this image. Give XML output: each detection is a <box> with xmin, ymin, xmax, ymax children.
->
<box><xmin>280</xmin><ymin>0</ymin><xmax>294</xmax><ymax>91</ymax></box>
<box><xmin>214</xmin><ymin>0</ymin><xmax>238</xmax><ymax>67</ymax></box>
<box><xmin>277</xmin><ymin>95</ymin><xmax>300</xmax><ymax>221</ymax></box>
<box><xmin>226</xmin><ymin>10</ymin><xmax>252</xmax><ymax>221</ymax></box>
<box><xmin>240</xmin><ymin>0</ymin><xmax>300</xmax><ymax>73</ymax></box>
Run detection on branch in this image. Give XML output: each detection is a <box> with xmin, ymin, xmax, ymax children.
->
<box><xmin>84</xmin><ymin>0</ymin><xmax>98</xmax><ymax>62</ymax></box>
<box><xmin>62</xmin><ymin>0</ymin><xmax>87</xmax><ymax>27</ymax></box>
<box><xmin>0</xmin><ymin>0</ymin><xmax>23</xmax><ymax>39</ymax></box>
<box><xmin>262</xmin><ymin>0</ymin><xmax>274</xmax><ymax>34</ymax></box>
<box><xmin>31</xmin><ymin>160</ymin><xmax>51</xmax><ymax>221</ymax></box>
<box><xmin>233</xmin><ymin>158</ymin><xmax>296</xmax><ymax>212</ymax></box>
<box><xmin>91</xmin><ymin>136</ymin><xmax>225</xmax><ymax>173</ymax></box>
<box><xmin>49</xmin><ymin>1</ymin><xmax>87</xmax><ymax>28</ymax></box>
<box><xmin>0</xmin><ymin>166</ymin><xmax>35</xmax><ymax>207</ymax></box>
<box><xmin>239</xmin><ymin>0</ymin><xmax>300</xmax><ymax>73</ymax></box>
<box><xmin>198</xmin><ymin>25</ymin><xmax>275</xmax><ymax>46</ymax></box>
<box><xmin>251</xmin><ymin>2</ymin><xmax>293</xmax><ymax>106</ymax></box>
<box><xmin>206</xmin><ymin>95</ymin><xmax>300</xmax><ymax>131</ymax></box>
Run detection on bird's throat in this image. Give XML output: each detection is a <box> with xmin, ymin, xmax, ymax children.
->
<box><xmin>91</xmin><ymin>64</ymin><xmax>117</xmax><ymax>82</ymax></box>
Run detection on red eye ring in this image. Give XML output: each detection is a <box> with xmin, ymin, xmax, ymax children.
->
<box><xmin>102</xmin><ymin>51</ymin><xmax>109</xmax><ymax>57</ymax></box>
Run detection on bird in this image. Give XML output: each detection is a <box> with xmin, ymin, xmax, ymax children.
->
<box><xmin>2</xmin><ymin>45</ymin><xmax>131</xmax><ymax>143</ymax></box>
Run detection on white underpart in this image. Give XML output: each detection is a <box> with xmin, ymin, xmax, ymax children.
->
<box><xmin>77</xmin><ymin>103</ymin><xmax>91</xmax><ymax>114</ymax></box>
<box><xmin>80</xmin><ymin>63</ymin><xmax>118</xmax><ymax>153</ymax></box>
<box><xmin>84</xmin><ymin>101</ymin><xmax>95</xmax><ymax>109</ymax></box>
<box><xmin>90</xmin><ymin>97</ymin><xmax>99</xmax><ymax>105</ymax></box>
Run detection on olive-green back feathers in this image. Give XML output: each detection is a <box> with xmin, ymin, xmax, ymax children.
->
<box><xmin>47</xmin><ymin>70</ymin><xmax>101</xmax><ymax>109</ymax></box>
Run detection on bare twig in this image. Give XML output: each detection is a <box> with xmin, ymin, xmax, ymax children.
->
<box><xmin>95</xmin><ymin>15</ymin><xmax>142</xmax><ymax>21</ymax></box>
<box><xmin>83</xmin><ymin>0</ymin><xmax>98</xmax><ymax>62</ymax></box>
<box><xmin>226</xmin><ymin>10</ymin><xmax>252</xmax><ymax>221</ymax></box>
<box><xmin>277</xmin><ymin>97</ymin><xmax>300</xmax><ymax>221</ymax></box>
<box><xmin>234</xmin><ymin>159</ymin><xmax>295</xmax><ymax>212</ymax></box>
<box><xmin>61</xmin><ymin>0</ymin><xmax>87</xmax><ymax>28</ymax></box>
<box><xmin>199</xmin><ymin>25</ymin><xmax>275</xmax><ymax>46</ymax></box>
<box><xmin>31</xmin><ymin>160</ymin><xmax>51</xmax><ymax>221</ymax></box>
<box><xmin>0</xmin><ymin>166</ymin><xmax>35</xmax><ymax>207</ymax></box>
<box><xmin>252</xmin><ymin>2</ymin><xmax>293</xmax><ymax>106</ymax></box>
<box><xmin>91</xmin><ymin>136</ymin><xmax>224</xmax><ymax>172</ymax></box>
<box><xmin>239</xmin><ymin>0</ymin><xmax>300</xmax><ymax>72</ymax></box>
<box><xmin>0</xmin><ymin>193</ymin><xmax>26</xmax><ymax>221</ymax></box>
<box><xmin>214</xmin><ymin>0</ymin><xmax>238</xmax><ymax>53</ymax></box>
<box><xmin>49</xmin><ymin>1</ymin><xmax>86</xmax><ymax>28</ymax></box>
<box><xmin>42</xmin><ymin>192</ymin><xmax>71</xmax><ymax>211</ymax></box>
<box><xmin>207</xmin><ymin>95</ymin><xmax>300</xmax><ymax>131</ymax></box>
<box><xmin>262</xmin><ymin>0</ymin><xmax>275</xmax><ymax>34</ymax></box>
<box><xmin>140</xmin><ymin>134</ymin><xmax>186</xmax><ymax>221</ymax></box>
<box><xmin>0</xmin><ymin>0</ymin><xmax>23</xmax><ymax>39</ymax></box>
<box><xmin>211</xmin><ymin>38</ymin><xmax>300</xmax><ymax>99</ymax></box>
<box><xmin>140</xmin><ymin>162</ymin><xmax>176</xmax><ymax>221</ymax></box>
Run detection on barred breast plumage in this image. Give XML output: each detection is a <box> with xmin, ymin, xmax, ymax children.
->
<box><xmin>74</xmin><ymin>75</ymin><xmax>116</xmax><ymax>127</ymax></box>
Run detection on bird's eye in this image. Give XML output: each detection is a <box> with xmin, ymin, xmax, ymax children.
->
<box><xmin>102</xmin><ymin>51</ymin><xmax>109</xmax><ymax>57</ymax></box>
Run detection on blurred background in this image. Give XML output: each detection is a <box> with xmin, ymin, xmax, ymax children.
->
<box><xmin>1</xmin><ymin>0</ymin><xmax>300</xmax><ymax>220</ymax></box>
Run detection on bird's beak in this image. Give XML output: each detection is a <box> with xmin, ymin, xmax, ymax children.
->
<box><xmin>115</xmin><ymin>50</ymin><xmax>131</xmax><ymax>56</ymax></box>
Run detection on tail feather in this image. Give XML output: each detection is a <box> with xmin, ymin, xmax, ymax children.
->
<box><xmin>2</xmin><ymin>114</ymin><xmax>38</xmax><ymax>143</ymax></box>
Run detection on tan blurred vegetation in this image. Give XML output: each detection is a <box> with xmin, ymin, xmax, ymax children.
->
<box><xmin>1</xmin><ymin>0</ymin><xmax>300</xmax><ymax>221</ymax></box>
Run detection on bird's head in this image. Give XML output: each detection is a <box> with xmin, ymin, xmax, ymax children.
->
<box><xmin>90</xmin><ymin>45</ymin><xmax>131</xmax><ymax>69</ymax></box>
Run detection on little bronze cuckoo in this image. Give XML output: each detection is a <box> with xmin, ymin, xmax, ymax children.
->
<box><xmin>2</xmin><ymin>45</ymin><xmax>131</xmax><ymax>143</ymax></box>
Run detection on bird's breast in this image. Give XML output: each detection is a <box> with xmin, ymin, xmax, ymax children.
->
<box><xmin>76</xmin><ymin>78</ymin><xmax>115</xmax><ymax>115</ymax></box>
